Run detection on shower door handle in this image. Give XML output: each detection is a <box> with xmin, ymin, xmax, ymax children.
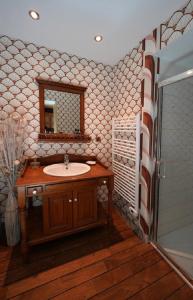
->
<box><xmin>157</xmin><ymin>160</ymin><xmax>166</xmax><ymax>179</ymax></box>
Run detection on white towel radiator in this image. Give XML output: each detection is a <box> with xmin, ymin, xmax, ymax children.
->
<box><xmin>112</xmin><ymin>113</ymin><xmax>140</xmax><ymax>217</ymax></box>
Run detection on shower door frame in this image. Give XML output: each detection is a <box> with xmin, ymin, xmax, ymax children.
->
<box><xmin>152</xmin><ymin>69</ymin><xmax>193</xmax><ymax>283</ymax></box>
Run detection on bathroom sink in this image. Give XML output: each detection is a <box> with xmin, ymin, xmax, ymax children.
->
<box><xmin>43</xmin><ymin>163</ymin><xmax>91</xmax><ymax>177</ymax></box>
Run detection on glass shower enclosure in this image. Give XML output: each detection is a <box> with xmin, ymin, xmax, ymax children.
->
<box><xmin>154</xmin><ymin>71</ymin><xmax>193</xmax><ymax>279</ymax></box>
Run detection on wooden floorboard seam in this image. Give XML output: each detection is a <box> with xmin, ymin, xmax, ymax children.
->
<box><xmin>166</xmin><ymin>284</ymin><xmax>193</xmax><ymax>300</ymax></box>
<box><xmin>1</xmin><ymin>209</ymin><xmax>193</xmax><ymax>300</ymax></box>
<box><xmin>0</xmin><ymin>213</ymin><xmax>130</xmax><ymax>263</ymax></box>
<box><xmin>4</xmin><ymin>237</ymin><xmax>141</xmax><ymax>298</ymax></box>
<box><xmin>87</xmin><ymin>261</ymin><xmax>172</xmax><ymax>300</ymax></box>
<box><xmin>87</xmin><ymin>261</ymin><xmax>168</xmax><ymax>300</ymax></box>
<box><xmin>0</xmin><ymin>229</ymin><xmax>133</xmax><ymax>275</ymax></box>
<box><xmin>125</xmin><ymin>270</ymin><xmax>176</xmax><ymax>299</ymax></box>
<box><xmin>47</xmin><ymin>252</ymin><xmax>163</xmax><ymax>300</ymax></box>
<box><xmin>7</xmin><ymin>242</ymin><xmax>152</xmax><ymax>299</ymax></box>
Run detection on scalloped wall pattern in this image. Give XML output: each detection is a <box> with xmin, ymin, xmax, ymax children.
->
<box><xmin>0</xmin><ymin>35</ymin><xmax>115</xmax><ymax>217</ymax></box>
<box><xmin>1</xmin><ymin>0</ymin><xmax>193</xmax><ymax>236</ymax></box>
<box><xmin>160</xmin><ymin>0</ymin><xmax>193</xmax><ymax>48</ymax></box>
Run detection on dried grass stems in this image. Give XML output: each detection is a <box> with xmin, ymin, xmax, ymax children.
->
<box><xmin>0</xmin><ymin>113</ymin><xmax>27</xmax><ymax>190</ymax></box>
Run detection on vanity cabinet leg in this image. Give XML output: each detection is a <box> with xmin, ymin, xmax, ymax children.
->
<box><xmin>19</xmin><ymin>208</ymin><xmax>29</xmax><ymax>262</ymax></box>
<box><xmin>107</xmin><ymin>176</ymin><xmax>114</xmax><ymax>228</ymax></box>
<box><xmin>18</xmin><ymin>187</ymin><xmax>29</xmax><ymax>262</ymax></box>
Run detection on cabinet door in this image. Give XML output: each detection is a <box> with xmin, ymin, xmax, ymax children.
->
<box><xmin>73</xmin><ymin>181</ymin><xmax>97</xmax><ymax>228</ymax></box>
<box><xmin>43</xmin><ymin>192</ymin><xmax>73</xmax><ymax>235</ymax></box>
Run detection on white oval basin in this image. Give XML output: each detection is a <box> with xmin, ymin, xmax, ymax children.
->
<box><xmin>43</xmin><ymin>163</ymin><xmax>91</xmax><ymax>177</ymax></box>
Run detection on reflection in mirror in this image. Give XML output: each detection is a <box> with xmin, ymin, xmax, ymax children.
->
<box><xmin>44</xmin><ymin>89</ymin><xmax>80</xmax><ymax>134</ymax></box>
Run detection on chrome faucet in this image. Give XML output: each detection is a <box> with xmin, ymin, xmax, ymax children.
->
<box><xmin>64</xmin><ymin>153</ymin><xmax>69</xmax><ymax>169</ymax></box>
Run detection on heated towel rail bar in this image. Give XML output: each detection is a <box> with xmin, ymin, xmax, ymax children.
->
<box><xmin>112</xmin><ymin>113</ymin><xmax>140</xmax><ymax>217</ymax></box>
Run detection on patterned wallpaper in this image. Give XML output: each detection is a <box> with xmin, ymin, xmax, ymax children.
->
<box><xmin>100</xmin><ymin>0</ymin><xmax>193</xmax><ymax>238</ymax></box>
<box><xmin>140</xmin><ymin>0</ymin><xmax>193</xmax><ymax>240</ymax></box>
<box><xmin>0</xmin><ymin>35</ymin><xmax>114</xmax><ymax>217</ymax></box>
<box><xmin>113</xmin><ymin>44</ymin><xmax>143</xmax><ymax>118</ymax></box>
<box><xmin>111</xmin><ymin>44</ymin><xmax>143</xmax><ymax>227</ymax></box>
<box><xmin>1</xmin><ymin>0</ymin><xmax>193</xmax><ymax>237</ymax></box>
<box><xmin>160</xmin><ymin>0</ymin><xmax>193</xmax><ymax>49</ymax></box>
<box><xmin>0</xmin><ymin>35</ymin><xmax>114</xmax><ymax>162</ymax></box>
<box><xmin>45</xmin><ymin>89</ymin><xmax>80</xmax><ymax>133</ymax></box>
<box><xmin>0</xmin><ymin>35</ymin><xmax>143</xmax><ymax>223</ymax></box>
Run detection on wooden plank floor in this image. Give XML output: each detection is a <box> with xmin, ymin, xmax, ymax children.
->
<box><xmin>0</xmin><ymin>208</ymin><xmax>193</xmax><ymax>300</ymax></box>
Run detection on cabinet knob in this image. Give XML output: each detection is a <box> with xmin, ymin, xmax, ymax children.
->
<box><xmin>69</xmin><ymin>199</ymin><xmax>72</xmax><ymax>203</ymax></box>
<box><xmin>74</xmin><ymin>198</ymin><xmax>78</xmax><ymax>202</ymax></box>
<box><xmin>103</xmin><ymin>180</ymin><xmax>107</xmax><ymax>185</ymax></box>
<box><xmin>32</xmin><ymin>189</ymin><xmax>37</xmax><ymax>195</ymax></box>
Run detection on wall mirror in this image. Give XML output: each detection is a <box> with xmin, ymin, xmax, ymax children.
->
<box><xmin>37</xmin><ymin>79</ymin><xmax>90</xmax><ymax>142</ymax></box>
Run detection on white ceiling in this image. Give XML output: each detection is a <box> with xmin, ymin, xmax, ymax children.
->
<box><xmin>0</xmin><ymin>0</ymin><xmax>187</xmax><ymax>65</ymax></box>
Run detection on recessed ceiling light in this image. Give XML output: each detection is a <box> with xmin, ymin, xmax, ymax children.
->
<box><xmin>94</xmin><ymin>35</ymin><xmax>103</xmax><ymax>42</ymax></box>
<box><xmin>29</xmin><ymin>10</ymin><xmax>40</xmax><ymax>20</ymax></box>
<box><xmin>186</xmin><ymin>70</ymin><xmax>193</xmax><ymax>75</ymax></box>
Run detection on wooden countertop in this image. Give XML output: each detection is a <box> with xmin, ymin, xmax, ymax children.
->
<box><xmin>16</xmin><ymin>163</ymin><xmax>114</xmax><ymax>187</ymax></box>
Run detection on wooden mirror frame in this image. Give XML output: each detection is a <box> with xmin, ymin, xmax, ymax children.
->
<box><xmin>37</xmin><ymin>78</ymin><xmax>91</xmax><ymax>142</ymax></box>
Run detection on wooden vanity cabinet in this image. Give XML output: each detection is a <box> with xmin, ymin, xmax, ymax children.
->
<box><xmin>43</xmin><ymin>191</ymin><xmax>73</xmax><ymax>235</ymax></box>
<box><xmin>73</xmin><ymin>181</ymin><xmax>97</xmax><ymax>228</ymax></box>
<box><xmin>16</xmin><ymin>154</ymin><xmax>114</xmax><ymax>261</ymax></box>
<box><xmin>43</xmin><ymin>180</ymin><xmax>97</xmax><ymax>235</ymax></box>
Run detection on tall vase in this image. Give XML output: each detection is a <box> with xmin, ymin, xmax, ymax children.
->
<box><xmin>4</xmin><ymin>191</ymin><xmax>20</xmax><ymax>246</ymax></box>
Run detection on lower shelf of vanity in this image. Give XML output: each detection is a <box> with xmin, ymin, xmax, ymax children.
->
<box><xmin>27</xmin><ymin>202</ymin><xmax>108</xmax><ymax>246</ymax></box>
